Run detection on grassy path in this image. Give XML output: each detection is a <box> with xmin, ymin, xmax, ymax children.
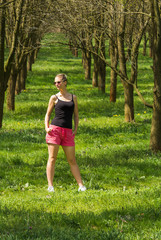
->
<box><xmin>0</xmin><ymin>34</ymin><xmax>161</xmax><ymax>239</ymax></box>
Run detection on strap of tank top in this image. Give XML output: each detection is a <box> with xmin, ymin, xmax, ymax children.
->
<box><xmin>54</xmin><ymin>95</ymin><xmax>58</xmax><ymax>107</ymax></box>
<box><xmin>72</xmin><ymin>94</ymin><xmax>73</xmax><ymax>101</ymax></box>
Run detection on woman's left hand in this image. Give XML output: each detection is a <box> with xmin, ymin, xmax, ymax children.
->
<box><xmin>72</xmin><ymin>130</ymin><xmax>77</xmax><ymax>136</ymax></box>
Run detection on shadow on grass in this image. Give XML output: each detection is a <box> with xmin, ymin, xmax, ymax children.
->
<box><xmin>0</xmin><ymin>208</ymin><xmax>122</xmax><ymax>239</ymax></box>
<box><xmin>78</xmin><ymin>121</ymin><xmax>150</xmax><ymax>140</ymax></box>
<box><xmin>0</xmin><ymin>199</ymin><xmax>161</xmax><ymax>240</ymax></box>
<box><xmin>77</xmin><ymin>147</ymin><xmax>161</xmax><ymax>178</ymax></box>
<box><xmin>0</xmin><ymin>139</ymin><xmax>160</xmax><ymax>191</ymax></box>
<box><xmin>0</xmin><ymin>128</ymin><xmax>46</xmax><ymax>145</ymax></box>
<box><xmin>0</xmin><ymin>119</ymin><xmax>150</xmax><ymax>151</ymax></box>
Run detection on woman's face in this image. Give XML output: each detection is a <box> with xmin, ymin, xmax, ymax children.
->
<box><xmin>54</xmin><ymin>77</ymin><xmax>66</xmax><ymax>90</ymax></box>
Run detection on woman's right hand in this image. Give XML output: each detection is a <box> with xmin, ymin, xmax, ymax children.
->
<box><xmin>46</xmin><ymin>127</ymin><xmax>52</xmax><ymax>133</ymax></box>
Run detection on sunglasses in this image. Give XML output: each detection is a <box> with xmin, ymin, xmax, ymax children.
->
<box><xmin>54</xmin><ymin>80</ymin><xmax>66</xmax><ymax>85</ymax></box>
<box><xmin>54</xmin><ymin>81</ymin><xmax>62</xmax><ymax>85</ymax></box>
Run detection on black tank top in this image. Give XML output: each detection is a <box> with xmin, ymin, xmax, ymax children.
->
<box><xmin>51</xmin><ymin>95</ymin><xmax>74</xmax><ymax>129</ymax></box>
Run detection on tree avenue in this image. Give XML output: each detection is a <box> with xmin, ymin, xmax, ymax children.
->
<box><xmin>51</xmin><ymin>0</ymin><xmax>152</xmax><ymax>120</ymax></box>
<box><xmin>0</xmin><ymin>0</ymin><xmax>161</xmax><ymax>152</ymax></box>
<box><xmin>49</xmin><ymin>0</ymin><xmax>161</xmax><ymax>151</ymax></box>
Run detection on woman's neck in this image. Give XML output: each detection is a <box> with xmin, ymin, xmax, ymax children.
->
<box><xmin>59</xmin><ymin>89</ymin><xmax>68</xmax><ymax>96</ymax></box>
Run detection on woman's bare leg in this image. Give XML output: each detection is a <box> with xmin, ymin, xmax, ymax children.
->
<box><xmin>46</xmin><ymin>144</ymin><xmax>59</xmax><ymax>187</ymax></box>
<box><xmin>62</xmin><ymin>146</ymin><xmax>83</xmax><ymax>186</ymax></box>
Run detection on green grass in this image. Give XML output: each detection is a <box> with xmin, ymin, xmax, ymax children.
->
<box><xmin>0</xmin><ymin>33</ymin><xmax>161</xmax><ymax>239</ymax></box>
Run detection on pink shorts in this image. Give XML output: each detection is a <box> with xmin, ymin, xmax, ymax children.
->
<box><xmin>46</xmin><ymin>125</ymin><xmax>75</xmax><ymax>146</ymax></box>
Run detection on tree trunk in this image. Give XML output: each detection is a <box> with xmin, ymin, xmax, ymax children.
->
<box><xmin>27</xmin><ymin>52</ymin><xmax>34</xmax><ymax>71</ymax></box>
<box><xmin>0</xmin><ymin>0</ymin><xmax>6</xmax><ymax>128</ymax></box>
<box><xmin>74</xmin><ymin>48</ymin><xmax>78</xmax><ymax>57</ymax></box>
<box><xmin>142</xmin><ymin>32</ymin><xmax>147</xmax><ymax>56</ymax></box>
<box><xmin>34</xmin><ymin>47</ymin><xmax>40</xmax><ymax>60</ymax></box>
<box><xmin>15</xmin><ymin>72</ymin><xmax>21</xmax><ymax>95</ymax></box>
<box><xmin>110</xmin><ymin>68</ymin><xmax>117</xmax><ymax>102</ymax></box>
<box><xmin>124</xmin><ymin>83</ymin><xmax>134</xmax><ymax>121</ymax></box>
<box><xmin>82</xmin><ymin>50</ymin><xmax>86</xmax><ymax>69</ymax></box>
<box><xmin>92</xmin><ymin>54</ymin><xmax>98</xmax><ymax>87</ymax></box>
<box><xmin>20</xmin><ymin>58</ymin><xmax>27</xmax><ymax>90</ymax></box>
<box><xmin>82</xmin><ymin>50</ymin><xmax>91</xmax><ymax>80</ymax></box>
<box><xmin>131</xmin><ymin>21</ymin><xmax>149</xmax><ymax>88</ymax></box>
<box><xmin>72</xmin><ymin>47</ymin><xmax>78</xmax><ymax>57</ymax></box>
<box><xmin>149</xmin><ymin>31</ymin><xmax>153</xmax><ymax>58</ymax></box>
<box><xmin>91</xmin><ymin>14</ymin><xmax>100</xmax><ymax>87</ymax></box>
<box><xmin>130</xmin><ymin>56</ymin><xmax>138</xmax><ymax>88</ymax></box>
<box><xmin>142</xmin><ymin>1</ymin><xmax>147</xmax><ymax>56</ymax></box>
<box><xmin>150</xmin><ymin>102</ymin><xmax>161</xmax><ymax>151</ymax></box>
<box><xmin>98</xmin><ymin>58</ymin><xmax>106</xmax><ymax>93</ymax></box>
<box><xmin>4</xmin><ymin>0</ymin><xmax>24</xmax><ymax>84</ymax></box>
<box><xmin>27</xmin><ymin>54</ymin><xmax>32</xmax><ymax>71</ymax></box>
<box><xmin>109</xmin><ymin>40</ymin><xmax>118</xmax><ymax>102</ymax></box>
<box><xmin>126</xmin><ymin>35</ymin><xmax>132</xmax><ymax>61</ymax></box>
<box><xmin>150</xmin><ymin>0</ymin><xmax>161</xmax><ymax>151</ymax></box>
<box><xmin>98</xmin><ymin>29</ymin><xmax>106</xmax><ymax>93</ymax></box>
<box><xmin>117</xmin><ymin>8</ymin><xmax>134</xmax><ymax>122</ymax></box>
<box><xmin>7</xmin><ymin>65</ymin><xmax>17</xmax><ymax>111</ymax></box>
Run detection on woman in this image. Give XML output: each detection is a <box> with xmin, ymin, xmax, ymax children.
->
<box><xmin>45</xmin><ymin>73</ymin><xmax>86</xmax><ymax>193</ymax></box>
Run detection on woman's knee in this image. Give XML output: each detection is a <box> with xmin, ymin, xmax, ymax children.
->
<box><xmin>68</xmin><ymin>158</ymin><xmax>77</xmax><ymax>166</ymax></box>
<box><xmin>48</xmin><ymin>156</ymin><xmax>56</xmax><ymax>165</ymax></box>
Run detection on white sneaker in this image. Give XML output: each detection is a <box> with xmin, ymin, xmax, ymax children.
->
<box><xmin>78</xmin><ymin>186</ymin><xmax>86</xmax><ymax>192</ymax></box>
<box><xmin>48</xmin><ymin>186</ymin><xmax>54</xmax><ymax>192</ymax></box>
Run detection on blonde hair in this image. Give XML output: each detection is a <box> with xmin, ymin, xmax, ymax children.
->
<box><xmin>55</xmin><ymin>73</ymin><xmax>67</xmax><ymax>82</ymax></box>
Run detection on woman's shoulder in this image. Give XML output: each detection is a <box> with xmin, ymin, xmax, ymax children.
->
<box><xmin>72</xmin><ymin>94</ymin><xmax>77</xmax><ymax>99</ymax></box>
<box><xmin>50</xmin><ymin>94</ymin><xmax>58</xmax><ymax>101</ymax></box>
<box><xmin>65</xmin><ymin>92</ymin><xmax>77</xmax><ymax>101</ymax></box>
<box><xmin>72</xmin><ymin>94</ymin><xmax>77</xmax><ymax>102</ymax></box>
